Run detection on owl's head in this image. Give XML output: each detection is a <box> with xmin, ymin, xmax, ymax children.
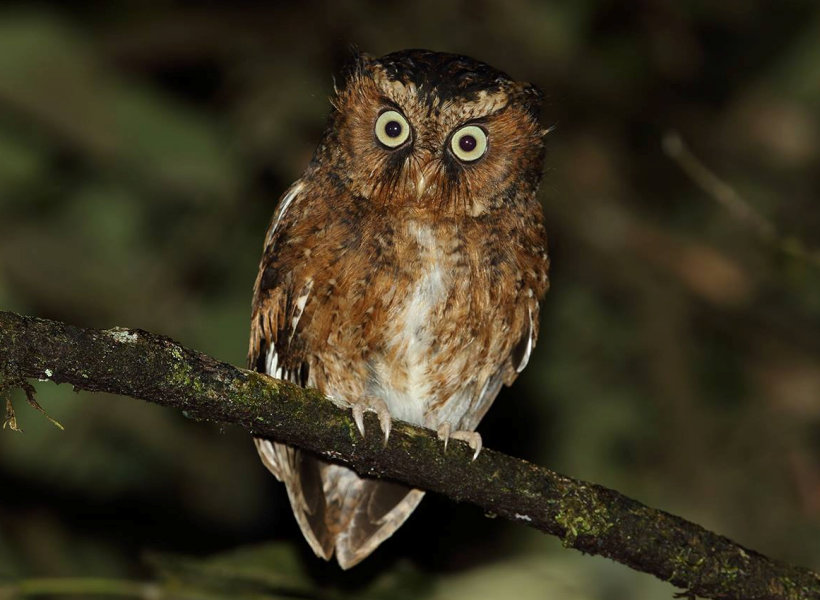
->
<box><xmin>312</xmin><ymin>49</ymin><xmax>547</xmax><ymax>217</ymax></box>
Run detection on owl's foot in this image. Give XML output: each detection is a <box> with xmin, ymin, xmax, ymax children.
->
<box><xmin>436</xmin><ymin>423</ymin><xmax>482</xmax><ymax>461</ymax></box>
<box><xmin>350</xmin><ymin>397</ymin><xmax>392</xmax><ymax>445</ymax></box>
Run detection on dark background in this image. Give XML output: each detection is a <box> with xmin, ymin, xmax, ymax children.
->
<box><xmin>1</xmin><ymin>1</ymin><xmax>819</xmax><ymax>598</ymax></box>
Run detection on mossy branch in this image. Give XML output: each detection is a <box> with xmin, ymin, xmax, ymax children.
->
<box><xmin>0</xmin><ymin>310</ymin><xmax>817</xmax><ymax>600</ymax></box>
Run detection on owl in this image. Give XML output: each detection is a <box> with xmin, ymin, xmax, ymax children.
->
<box><xmin>249</xmin><ymin>49</ymin><xmax>550</xmax><ymax>569</ymax></box>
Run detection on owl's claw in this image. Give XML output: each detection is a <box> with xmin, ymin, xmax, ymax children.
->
<box><xmin>437</xmin><ymin>423</ymin><xmax>482</xmax><ymax>461</ymax></box>
<box><xmin>437</xmin><ymin>423</ymin><xmax>451</xmax><ymax>452</ymax></box>
<box><xmin>351</xmin><ymin>397</ymin><xmax>392</xmax><ymax>445</ymax></box>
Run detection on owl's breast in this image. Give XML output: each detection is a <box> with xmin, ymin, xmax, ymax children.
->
<box><xmin>296</xmin><ymin>209</ymin><xmax>528</xmax><ymax>431</ymax></box>
<box><xmin>364</xmin><ymin>220</ymin><xmax>463</xmax><ymax>427</ymax></box>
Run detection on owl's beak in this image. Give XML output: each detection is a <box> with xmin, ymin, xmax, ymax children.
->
<box><xmin>415</xmin><ymin>172</ymin><xmax>428</xmax><ymax>201</ymax></box>
<box><xmin>414</xmin><ymin>161</ymin><xmax>436</xmax><ymax>201</ymax></box>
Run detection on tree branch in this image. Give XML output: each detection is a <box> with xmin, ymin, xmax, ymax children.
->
<box><xmin>0</xmin><ymin>311</ymin><xmax>817</xmax><ymax>600</ymax></box>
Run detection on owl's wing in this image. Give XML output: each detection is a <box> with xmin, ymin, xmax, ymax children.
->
<box><xmin>513</xmin><ymin>297</ymin><xmax>539</xmax><ymax>374</ymax></box>
<box><xmin>249</xmin><ymin>182</ymin><xmax>337</xmax><ymax>561</ymax></box>
<box><xmin>458</xmin><ymin>293</ymin><xmax>541</xmax><ymax>432</ymax></box>
<box><xmin>252</xmin><ymin>346</ymin><xmax>336</xmax><ymax>561</ymax></box>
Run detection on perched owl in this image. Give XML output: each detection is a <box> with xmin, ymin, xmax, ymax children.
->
<box><xmin>249</xmin><ymin>49</ymin><xmax>550</xmax><ymax>569</ymax></box>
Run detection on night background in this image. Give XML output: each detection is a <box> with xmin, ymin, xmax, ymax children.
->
<box><xmin>1</xmin><ymin>1</ymin><xmax>819</xmax><ymax>598</ymax></box>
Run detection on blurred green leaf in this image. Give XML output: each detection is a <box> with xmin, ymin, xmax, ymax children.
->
<box><xmin>0</xmin><ymin>10</ymin><xmax>238</xmax><ymax>199</ymax></box>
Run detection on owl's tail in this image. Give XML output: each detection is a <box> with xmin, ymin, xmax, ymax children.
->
<box><xmin>255</xmin><ymin>438</ymin><xmax>425</xmax><ymax>569</ymax></box>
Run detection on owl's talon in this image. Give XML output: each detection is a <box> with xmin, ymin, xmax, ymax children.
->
<box><xmin>378</xmin><ymin>407</ymin><xmax>392</xmax><ymax>445</ymax></box>
<box><xmin>437</xmin><ymin>424</ymin><xmax>482</xmax><ymax>460</ymax></box>
<box><xmin>352</xmin><ymin>404</ymin><xmax>367</xmax><ymax>438</ymax></box>
<box><xmin>451</xmin><ymin>431</ymin><xmax>482</xmax><ymax>461</ymax></box>
<box><xmin>437</xmin><ymin>423</ymin><xmax>451</xmax><ymax>452</ymax></box>
<box><xmin>351</xmin><ymin>397</ymin><xmax>392</xmax><ymax>445</ymax></box>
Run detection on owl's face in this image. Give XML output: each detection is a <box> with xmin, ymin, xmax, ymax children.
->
<box><xmin>313</xmin><ymin>50</ymin><xmax>546</xmax><ymax>217</ymax></box>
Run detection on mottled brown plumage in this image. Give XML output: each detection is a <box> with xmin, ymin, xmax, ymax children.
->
<box><xmin>249</xmin><ymin>49</ymin><xmax>549</xmax><ymax>568</ymax></box>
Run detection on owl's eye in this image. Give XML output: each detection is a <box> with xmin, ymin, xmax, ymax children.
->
<box><xmin>375</xmin><ymin>110</ymin><xmax>411</xmax><ymax>148</ymax></box>
<box><xmin>450</xmin><ymin>125</ymin><xmax>488</xmax><ymax>162</ymax></box>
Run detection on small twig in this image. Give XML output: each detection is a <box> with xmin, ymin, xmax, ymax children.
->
<box><xmin>0</xmin><ymin>374</ymin><xmax>63</xmax><ymax>432</ymax></box>
<box><xmin>662</xmin><ymin>131</ymin><xmax>820</xmax><ymax>267</ymax></box>
<box><xmin>3</xmin><ymin>394</ymin><xmax>19</xmax><ymax>431</ymax></box>
<box><xmin>19</xmin><ymin>380</ymin><xmax>64</xmax><ymax>431</ymax></box>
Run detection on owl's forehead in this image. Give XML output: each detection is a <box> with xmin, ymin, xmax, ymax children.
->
<box><xmin>365</xmin><ymin>50</ymin><xmax>519</xmax><ymax>124</ymax></box>
<box><xmin>373</xmin><ymin>50</ymin><xmax>512</xmax><ymax>97</ymax></box>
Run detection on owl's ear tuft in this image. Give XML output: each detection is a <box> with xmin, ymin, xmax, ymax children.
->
<box><xmin>515</xmin><ymin>82</ymin><xmax>544</xmax><ymax>120</ymax></box>
<box><xmin>336</xmin><ymin>47</ymin><xmax>376</xmax><ymax>91</ymax></box>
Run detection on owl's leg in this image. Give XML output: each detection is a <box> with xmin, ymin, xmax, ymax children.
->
<box><xmin>349</xmin><ymin>396</ymin><xmax>392</xmax><ymax>444</ymax></box>
<box><xmin>436</xmin><ymin>423</ymin><xmax>482</xmax><ymax>460</ymax></box>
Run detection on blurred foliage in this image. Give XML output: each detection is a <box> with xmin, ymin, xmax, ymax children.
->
<box><xmin>0</xmin><ymin>1</ymin><xmax>819</xmax><ymax>598</ymax></box>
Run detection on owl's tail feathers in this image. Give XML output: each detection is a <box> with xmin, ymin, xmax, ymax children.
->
<box><xmin>254</xmin><ymin>438</ymin><xmax>335</xmax><ymax>559</ymax></box>
<box><xmin>255</xmin><ymin>439</ymin><xmax>425</xmax><ymax>569</ymax></box>
<box><xmin>332</xmin><ymin>474</ymin><xmax>425</xmax><ymax>569</ymax></box>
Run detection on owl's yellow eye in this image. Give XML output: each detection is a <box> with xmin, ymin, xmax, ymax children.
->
<box><xmin>375</xmin><ymin>110</ymin><xmax>411</xmax><ymax>148</ymax></box>
<box><xmin>450</xmin><ymin>125</ymin><xmax>488</xmax><ymax>162</ymax></box>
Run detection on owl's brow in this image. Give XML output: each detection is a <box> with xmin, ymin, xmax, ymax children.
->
<box><xmin>450</xmin><ymin>102</ymin><xmax>510</xmax><ymax>125</ymax></box>
<box><xmin>448</xmin><ymin>116</ymin><xmax>491</xmax><ymax>132</ymax></box>
<box><xmin>375</xmin><ymin>96</ymin><xmax>405</xmax><ymax>113</ymax></box>
<box><xmin>478</xmin><ymin>104</ymin><xmax>509</xmax><ymax>120</ymax></box>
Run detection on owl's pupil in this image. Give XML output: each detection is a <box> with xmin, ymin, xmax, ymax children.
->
<box><xmin>385</xmin><ymin>121</ymin><xmax>403</xmax><ymax>138</ymax></box>
<box><xmin>459</xmin><ymin>135</ymin><xmax>477</xmax><ymax>152</ymax></box>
